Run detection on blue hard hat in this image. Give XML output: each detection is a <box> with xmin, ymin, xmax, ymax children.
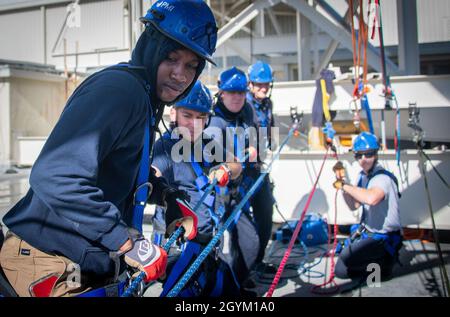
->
<box><xmin>218</xmin><ymin>67</ymin><xmax>248</xmax><ymax>92</ymax></box>
<box><xmin>353</xmin><ymin>132</ymin><xmax>380</xmax><ymax>152</ymax></box>
<box><xmin>174</xmin><ymin>80</ymin><xmax>213</xmax><ymax>114</ymax></box>
<box><xmin>248</xmin><ymin>60</ymin><xmax>273</xmax><ymax>83</ymax></box>
<box><xmin>140</xmin><ymin>0</ymin><xmax>218</xmax><ymax>65</ymax></box>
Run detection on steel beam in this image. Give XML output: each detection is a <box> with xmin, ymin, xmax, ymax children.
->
<box><xmin>217</xmin><ymin>0</ymin><xmax>281</xmax><ymax>48</ymax></box>
<box><xmin>283</xmin><ymin>0</ymin><xmax>400</xmax><ymax>74</ymax></box>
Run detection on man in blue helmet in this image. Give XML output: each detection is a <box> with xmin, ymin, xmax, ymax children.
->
<box><xmin>151</xmin><ymin>80</ymin><xmax>244</xmax><ymax>296</ymax></box>
<box><xmin>333</xmin><ymin>132</ymin><xmax>403</xmax><ymax>281</ymax></box>
<box><xmin>247</xmin><ymin>61</ymin><xmax>275</xmax><ymax>148</ymax></box>
<box><xmin>0</xmin><ymin>0</ymin><xmax>217</xmax><ymax>297</ymax></box>
<box><xmin>246</xmin><ymin>61</ymin><xmax>277</xmax><ymax>274</ymax></box>
<box><xmin>205</xmin><ymin>67</ymin><xmax>261</xmax><ymax>291</ymax></box>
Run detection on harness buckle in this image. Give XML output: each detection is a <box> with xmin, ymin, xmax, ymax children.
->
<box><xmin>133</xmin><ymin>182</ymin><xmax>153</xmax><ymax>206</ymax></box>
<box><xmin>126</xmin><ymin>271</ymin><xmax>144</xmax><ymax>297</ymax></box>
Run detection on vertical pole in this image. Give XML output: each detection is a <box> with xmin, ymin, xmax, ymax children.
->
<box><xmin>74</xmin><ymin>41</ymin><xmax>79</xmax><ymax>86</ymax></box>
<box><xmin>397</xmin><ymin>0</ymin><xmax>420</xmax><ymax>75</ymax></box>
<box><xmin>296</xmin><ymin>11</ymin><xmax>302</xmax><ymax>81</ymax></box>
<box><xmin>41</xmin><ymin>6</ymin><xmax>47</xmax><ymax>64</ymax></box>
<box><xmin>221</xmin><ymin>0</ymin><xmax>227</xmax><ymax>69</ymax></box>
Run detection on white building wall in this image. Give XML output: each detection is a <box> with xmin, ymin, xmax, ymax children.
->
<box><xmin>0</xmin><ymin>9</ymin><xmax>44</xmax><ymax>63</ymax></box>
<box><xmin>417</xmin><ymin>0</ymin><xmax>450</xmax><ymax>43</ymax></box>
<box><xmin>1</xmin><ymin>0</ymin><xmax>450</xmax><ymax>73</ymax></box>
<box><xmin>45</xmin><ymin>0</ymin><xmax>126</xmax><ymax>70</ymax></box>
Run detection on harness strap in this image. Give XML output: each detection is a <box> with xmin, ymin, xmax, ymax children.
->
<box><xmin>210</xmin><ymin>269</ymin><xmax>224</xmax><ymax>297</ymax></box>
<box><xmin>251</xmin><ymin>98</ymin><xmax>271</xmax><ymax>128</ymax></box>
<box><xmin>107</xmin><ymin>63</ymin><xmax>155</xmax><ymax>233</ymax></box>
<box><xmin>340</xmin><ymin>224</ymin><xmax>402</xmax><ymax>257</ymax></box>
<box><xmin>77</xmin><ymin>281</ymin><xmax>127</xmax><ymax>297</ymax></box>
<box><xmin>358</xmin><ymin>169</ymin><xmax>401</xmax><ymax>198</ymax></box>
<box><xmin>363</xmin><ymin>230</ymin><xmax>402</xmax><ymax>257</ymax></box>
<box><xmin>160</xmin><ymin>242</ymin><xmax>202</xmax><ymax>297</ymax></box>
<box><xmin>190</xmin><ymin>156</ymin><xmax>220</xmax><ymax>215</ymax></box>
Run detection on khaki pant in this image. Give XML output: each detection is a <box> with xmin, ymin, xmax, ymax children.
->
<box><xmin>0</xmin><ymin>232</ymin><xmax>91</xmax><ymax>297</ymax></box>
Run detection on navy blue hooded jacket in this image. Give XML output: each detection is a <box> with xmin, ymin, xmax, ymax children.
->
<box><xmin>2</xmin><ymin>25</ymin><xmax>205</xmax><ymax>277</ymax></box>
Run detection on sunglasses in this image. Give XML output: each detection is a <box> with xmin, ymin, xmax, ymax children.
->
<box><xmin>354</xmin><ymin>151</ymin><xmax>377</xmax><ymax>159</ymax></box>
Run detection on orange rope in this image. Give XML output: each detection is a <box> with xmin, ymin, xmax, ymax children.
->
<box><xmin>351</xmin><ymin>0</ymin><xmax>370</xmax><ymax>99</ymax></box>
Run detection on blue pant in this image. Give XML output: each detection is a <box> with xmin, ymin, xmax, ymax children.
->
<box><xmin>250</xmin><ymin>175</ymin><xmax>275</xmax><ymax>264</ymax></box>
<box><xmin>334</xmin><ymin>237</ymin><xmax>396</xmax><ymax>279</ymax></box>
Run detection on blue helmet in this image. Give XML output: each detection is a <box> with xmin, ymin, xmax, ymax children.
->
<box><xmin>140</xmin><ymin>0</ymin><xmax>218</xmax><ymax>65</ymax></box>
<box><xmin>174</xmin><ymin>80</ymin><xmax>213</xmax><ymax>114</ymax></box>
<box><xmin>218</xmin><ymin>67</ymin><xmax>248</xmax><ymax>92</ymax></box>
<box><xmin>353</xmin><ymin>132</ymin><xmax>380</xmax><ymax>152</ymax></box>
<box><xmin>248</xmin><ymin>60</ymin><xmax>273</xmax><ymax>83</ymax></box>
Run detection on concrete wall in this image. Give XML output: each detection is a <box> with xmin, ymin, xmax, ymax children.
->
<box><xmin>0</xmin><ymin>64</ymin><xmax>80</xmax><ymax>167</ymax></box>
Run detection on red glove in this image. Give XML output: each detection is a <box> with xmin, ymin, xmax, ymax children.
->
<box><xmin>123</xmin><ymin>236</ymin><xmax>167</xmax><ymax>283</ymax></box>
<box><xmin>165</xmin><ymin>198</ymin><xmax>198</xmax><ymax>241</ymax></box>
<box><xmin>208</xmin><ymin>164</ymin><xmax>231</xmax><ymax>187</ymax></box>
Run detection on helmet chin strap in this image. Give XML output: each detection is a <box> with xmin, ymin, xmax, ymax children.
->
<box><xmin>268</xmin><ymin>81</ymin><xmax>274</xmax><ymax>99</ymax></box>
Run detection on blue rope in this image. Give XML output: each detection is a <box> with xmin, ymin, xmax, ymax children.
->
<box><xmin>194</xmin><ymin>178</ymin><xmax>218</xmax><ymax>210</ymax></box>
<box><xmin>121</xmin><ymin>179</ymin><xmax>220</xmax><ymax>297</ymax></box>
<box><xmin>297</xmin><ymin>243</ymin><xmax>327</xmax><ymax>279</ymax></box>
<box><xmin>166</xmin><ymin>124</ymin><xmax>299</xmax><ymax>297</ymax></box>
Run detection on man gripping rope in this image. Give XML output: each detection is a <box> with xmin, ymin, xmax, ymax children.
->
<box><xmin>333</xmin><ymin>132</ymin><xmax>403</xmax><ymax>281</ymax></box>
<box><xmin>0</xmin><ymin>0</ymin><xmax>217</xmax><ymax>297</ymax></box>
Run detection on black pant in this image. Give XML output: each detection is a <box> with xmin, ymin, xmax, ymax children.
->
<box><xmin>334</xmin><ymin>237</ymin><xmax>396</xmax><ymax>280</ymax></box>
<box><xmin>250</xmin><ymin>175</ymin><xmax>275</xmax><ymax>264</ymax></box>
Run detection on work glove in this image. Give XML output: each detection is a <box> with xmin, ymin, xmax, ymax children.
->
<box><xmin>208</xmin><ymin>164</ymin><xmax>232</xmax><ymax>187</ymax></box>
<box><xmin>123</xmin><ymin>229</ymin><xmax>168</xmax><ymax>283</ymax></box>
<box><xmin>163</xmin><ymin>189</ymin><xmax>198</xmax><ymax>241</ymax></box>
<box><xmin>332</xmin><ymin>161</ymin><xmax>346</xmax><ymax>180</ymax></box>
<box><xmin>333</xmin><ymin>179</ymin><xmax>346</xmax><ymax>190</ymax></box>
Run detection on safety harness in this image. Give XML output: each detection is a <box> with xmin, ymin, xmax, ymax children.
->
<box><xmin>107</xmin><ymin>63</ymin><xmax>163</xmax><ymax>233</ymax></box>
<box><xmin>213</xmin><ymin>105</ymin><xmax>262</xmax><ymax>209</ymax></box>
<box><xmin>153</xmin><ymin>134</ymin><xmax>239</xmax><ymax>297</ymax></box>
<box><xmin>159</xmin><ymin>240</ymin><xmax>239</xmax><ymax>297</ymax></box>
<box><xmin>335</xmin><ymin>168</ymin><xmax>403</xmax><ymax>257</ymax></box>
<box><xmin>190</xmin><ymin>157</ymin><xmax>225</xmax><ymax>228</ymax></box>
<box><xmin>357</xmin><ymin>168</ymin><xmax>402</xmax><ymax>199</ymax></box>
<box><xmin>247</xmin><ymin>93</ymin><xmax>272</xmax><ymax>129</ymax></box>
